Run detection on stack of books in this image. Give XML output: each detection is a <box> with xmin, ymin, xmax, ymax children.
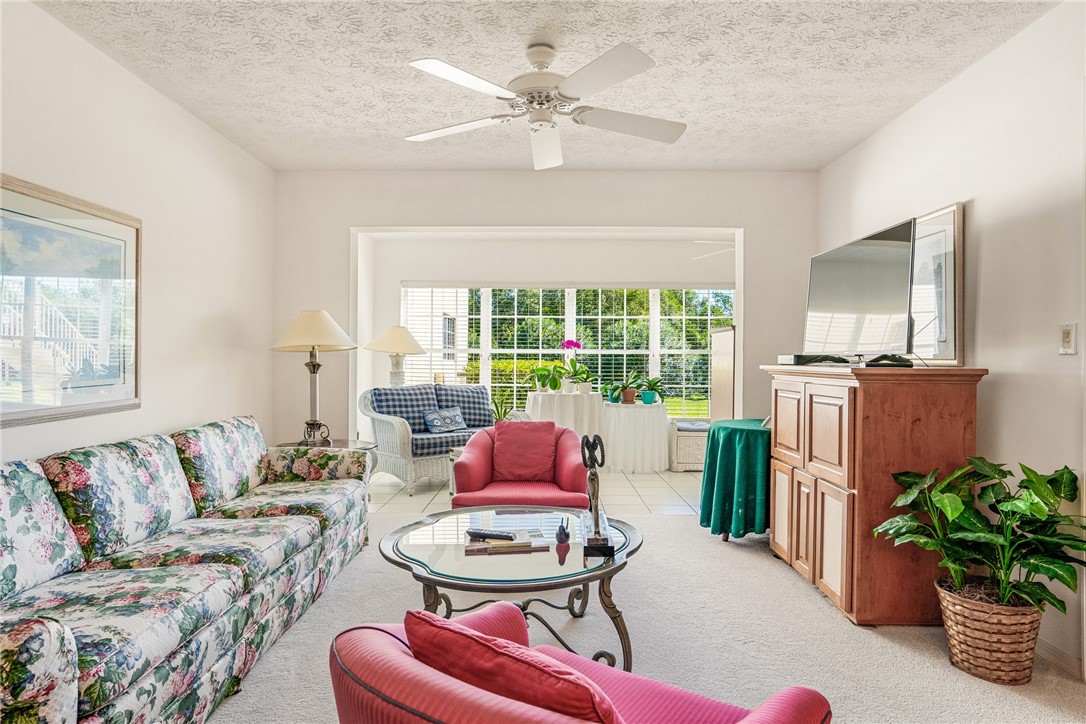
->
<box><xmin>464</xmin><ymin>529</ymin><xmax>551</xmax><ymax>556</ymax></box>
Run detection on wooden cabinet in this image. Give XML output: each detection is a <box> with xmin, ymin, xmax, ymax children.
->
<box><xmin>762</xmin><ymin>365</ymin><xmax>987</xmax><ymax>625</ymax></box>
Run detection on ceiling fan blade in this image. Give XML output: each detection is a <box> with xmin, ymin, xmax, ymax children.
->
<box><xmin>691</xmin><ymin>248</ymin><xmax>736</xmax><ymax>261</ymax></box>
<box><xmin>405</xmin><ymin>115</ymin><xmax>511</xmax><ymax>142</ymax></box>
<box><xmin>556</xmin><ymin>43</ymin><xmax>655</xmax><ymax>102</ymax></box>
<box><xmin>572</xmin><ymin>107</ymin><xmax>686</xmax><ymax>143</ymax></box>
<box><xmin>409</xmin><ymin>58</ymin><xmax>517</xmax><ymax>100</ymax></box>
<box><xmin>530</xmin><ymin>126</ymin><xmax>563</xmax><ymax>170</ymax></box>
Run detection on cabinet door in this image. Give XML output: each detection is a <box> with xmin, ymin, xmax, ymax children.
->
<box><xmin>815</xmin><ymin>479</ymin><xmax>854</xmax><ymax>612</ymax></box>
<box><xmin>769</xmin><ymin>459</ymin><xmax>793</xmax><ymax>562</ymax></box>
<box><xmin>804</xmin><ymin>383</ymin><xmax>854</xmax><ymax>488</ymax></box>
<box><xmin>791</xmin><ymin>470</ymin><xmax>815</xmax><ymax>582</ymax></box>
<box><xmin>771</xmin><ymin>380</ymin><xmax>804</xmax><ymax>468</ymax></box>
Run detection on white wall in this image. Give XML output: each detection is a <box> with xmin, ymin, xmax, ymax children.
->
<box><xmin>819</xmin><ymin>1</ymin><xmax>1085</xmax><ymax>674</ymax></box>
<box><xmin>0</xmin><ymin>3</ymin><xmax>276</xmax><ymax>460</ymax></box>
<box><xmin>273</xmin><ymin>171</ymin><xmax>818</xmax><ymax>445</ymax></box>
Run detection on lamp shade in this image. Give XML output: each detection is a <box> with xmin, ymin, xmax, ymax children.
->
<box><xmin>273</xmin><ymin>310</ymin><xmax>357</xmax><ymax>352</ymax></box>
<box><xmin>364</xmin><ymin>325</ymin><xmax>425</xmax><ymax>355</ymax></box>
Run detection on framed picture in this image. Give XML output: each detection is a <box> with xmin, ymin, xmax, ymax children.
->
<box><xmin>0</xmin><ymin>175</ymin><xmax>141</xmax><ymax>427</ymax></box>
<box><xmin>910</xmin><ymin>203</ymin><xmax>964</xmax><ymax>365</ymax></box>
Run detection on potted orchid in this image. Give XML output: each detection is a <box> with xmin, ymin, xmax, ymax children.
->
<box><xmin>561</xmin><ymin>339</ymin><xmax>595</xmax><ymax>393</ymax></box>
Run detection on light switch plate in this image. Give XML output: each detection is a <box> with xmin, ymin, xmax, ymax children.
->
<box><xmin>1059</xmin><ymin>323</ymin><xmax>1077</xmax><ymax>355</ymax></box>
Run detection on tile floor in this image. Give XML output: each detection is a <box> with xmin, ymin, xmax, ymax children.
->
<box><xmin>368</xmin><ymin>469</ymin><xmax>704</xmax><ymax>516</ymax></box>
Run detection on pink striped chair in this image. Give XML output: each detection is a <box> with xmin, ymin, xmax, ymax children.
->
<box><xmin>329</xmin><ymin>602</ymin><xmax>832</xmax><ymax>724</ymax></box>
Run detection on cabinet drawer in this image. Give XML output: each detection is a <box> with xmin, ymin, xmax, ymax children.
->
<box><xmin>771</xmin><ymin>380</ymin><xmax>804</xmax><ymax>468</ymax></box>
<box><xmin>769</xmin><ymin>459</ymin><xmax>793</xmax><ymax>562</ymax></box>
<box><xmin>804</xmin><ymin>384</ymin><xmax>854</xmax><ymax>488</ymax></box>
<box><xmin>814</xmin><ymin>478</ymin><xmax>854</xmax><ymax>612</ymax></box>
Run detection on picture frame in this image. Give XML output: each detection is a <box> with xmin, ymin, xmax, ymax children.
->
<box><xmin>910</xmin><ymin>203</ymin><xmax>964</xmax><ymax>365</ymax></box>
<box><xmin>0</xmin><ymin>174</ymin><xmax>141</xmax><ymax>427</ymax></box>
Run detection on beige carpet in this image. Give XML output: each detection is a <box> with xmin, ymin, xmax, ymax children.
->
<box><xmin>213</xmin><ymin>513</ymin><xmax>1085</xmax><ymax>724</ymax></box>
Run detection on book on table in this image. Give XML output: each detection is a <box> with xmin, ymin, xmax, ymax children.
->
<box><xmin>464</xmin><ymin>529</ymin><xmax>551</xmax><ymax>556</ymax></box>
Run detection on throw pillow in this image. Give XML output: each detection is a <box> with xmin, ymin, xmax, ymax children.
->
<box><xmin>492</xmin><ymin>420</ymin><xmax>557</xmax><ymax>482</ymax></box>
<box><xmin>423</xmin><ymin>407</ymin><xmax>467</xmax><ymax>433</ymax></box>
<box><xmin>404</xmin><ymin>609</ymin><xmax>622</xmax><ymax>723</ymax></box>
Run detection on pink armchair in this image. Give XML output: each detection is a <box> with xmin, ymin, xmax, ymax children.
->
<box><xmin>329</xmin><ymin>601</ymin><xmax>833</xmax><ymax>724</ymax></box>
<box><xmin>451</xmin><ymin>420</ymin><xmax>589</xmax><ymax>509</ymax></box>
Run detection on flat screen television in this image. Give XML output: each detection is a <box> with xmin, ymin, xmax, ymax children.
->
<box><xmin>802</xmin><ymin>218</ymin><xmax>915</xmax><ymax>357</ymax></box>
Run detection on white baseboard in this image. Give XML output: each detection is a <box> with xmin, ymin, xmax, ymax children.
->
<box><xmin>1036</xmin><ymin>639</ymin><xmax>1084</xmax><ymax>681</ymax></box>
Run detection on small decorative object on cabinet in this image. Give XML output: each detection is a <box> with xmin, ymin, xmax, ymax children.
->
<box><xmin>874</xmin><ymin>457</ymin><xmax>1085</xmax><ymax>685</ymax></box>
<box><xmin>762</xmin><ymin>364</ymin><xmax>988</xmax><ymax>625</ymax></box>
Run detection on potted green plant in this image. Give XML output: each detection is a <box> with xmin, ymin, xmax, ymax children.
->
<box><xmin>638</xmin><ymin>376</ymin><xmax>665</xmax><ymax>404</ymax></box>
<box><xmin>531</xmin><ymin>363</ymin><xmax>568</xmax><ymax>392</ymax></box>
<box><xmin>613</xmin><ymin>371</ymin><xmax>644</xmax><ymax>404</ymax></box>
<box><xmin>602</xmin><ymin>382</ymin><xmax>622</xmax><ymax>403</ymax></box>
<box><xmin>875</xmin><ymin>457</ymin><xmax>1086</xmax><ymax>685</ymax></box>
<box><xmin>490</xmin><ymin>390</ymin><xmax>513</xmax><ymax>421</ymax></box>
<box><xmin>565</xmin><ymin>358</ymin><xmax>595</xmax><ymax>394</ymax></box>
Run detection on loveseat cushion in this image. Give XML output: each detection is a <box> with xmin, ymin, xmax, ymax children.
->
<box><xmin>83</xmin><ymin>516</ymin><xmax>320</xmax><ymax>592</ymax></box>
<box><xmin>40</xmin><ymin>435</ymin><xmax>197</xmax><ymax>562</ymax></box>
<box><xmin>404</xmin><ymin>609</ymin><xmax>622</xmax><ymax>724</ymax></box>
<box><xmin>410</xmin><ymin>428</ymin><xmax>485</xmax><ymax>458</ymax></box>
<box><xmin>207</xmin><ymin>480</ymin><xmax>367</xmax><ymax>533</ymax></box>
<box><xmin>435</xmin><ymin>384</ymin><xmax>495</xmax><ymax>428</ymax></box>
<box><xmin>0</xmin><ymin>460</ymin><xmax>84</xmax><ymax>601</ymax></box>
<box><xmin>0</xmin><ymin>564</ymin><xmax>244</xmax><ymax>717</ymax></box>
<box><xmin>171</xmin><ymin>415</ymin><xmax>268</xmax><ymax>515</ymax></box>
<box><xmin>372</xmin><ymin>384</ymin><xmax>439</xmax><ymax>434</ymax></box>
<box><xmin>265</xmin><ymin>446</ymin><xmax>369</xmax><ymax>484</ymax></box>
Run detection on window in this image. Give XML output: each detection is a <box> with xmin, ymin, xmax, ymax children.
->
<box><xmin>403</xmin><ymin>286</ymin><xmax>733</xmax><ymax>418</ymax></box>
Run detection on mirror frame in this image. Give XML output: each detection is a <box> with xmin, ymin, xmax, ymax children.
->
<box><xmin>911</xmin><ymin>202</ymin><xmax>964</xmax><ymax>366</ymax></box>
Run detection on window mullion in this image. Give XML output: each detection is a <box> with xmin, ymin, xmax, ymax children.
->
<box><xmin>480</xmin><ymin>288</ymin><xmax>492</xmax><ymax>387</ymax></box>
<box><xmin>564</xmin><ymin>288</ymin><xmax>576</xmax><ymax>352</ymax></box>
<box><xmin>649</xmin><ymin>288</ymin><xmax>661</xmax><ymax>378</ymax></box>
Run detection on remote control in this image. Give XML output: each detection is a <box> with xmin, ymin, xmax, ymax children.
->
<box><xmin>466</xmin><ymin>528</ymin><xmax>516</xmax><ymax>541</ymax></box>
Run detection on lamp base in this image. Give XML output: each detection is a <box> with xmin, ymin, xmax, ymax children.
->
<box><xmin>298</xmin><ymin>419</ymin><xmax>331</xmax><ymax>447</ymax></box>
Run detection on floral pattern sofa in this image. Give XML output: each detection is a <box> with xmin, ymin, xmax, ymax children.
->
<box><xmin>0</xmin><ymin>416</ymin><xmax>369</xmax><ymax>724</ymax></box>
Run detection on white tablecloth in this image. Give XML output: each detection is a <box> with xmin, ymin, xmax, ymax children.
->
<box><xmin>601</xmin><ymin>402</ymin><xmax>669</xmax><ymax>473</ymax></box>
<box><xmin>526</xmin><ymin>391</ymin><xmax>604</xmax><ymax>439</ymax></box>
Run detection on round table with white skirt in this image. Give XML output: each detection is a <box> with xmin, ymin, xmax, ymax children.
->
<box><xmin>526</xmin><ymin>391</ymin><xmax>604</xmax><ymax>439</ymax></box>
<box><xmin>601</xmin><ymin>402</ymin><xmax>669</xmax><ymax>473</ymax></box>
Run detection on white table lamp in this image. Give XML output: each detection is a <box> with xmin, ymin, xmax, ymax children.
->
<box><xmin>274</xmin><ymin>310</ymin><xmax>357</xmax><ymax>445</ymax></box>
<box><xmin>364</xmin><ymin>325</ymin><xmax>425</xmax><ymax>386</ymax></box>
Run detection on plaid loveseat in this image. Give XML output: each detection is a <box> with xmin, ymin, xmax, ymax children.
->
<box><xmin>0</xmin><ymin>416</ymin><xmax>368</xmax><ymax>724</ymax></box>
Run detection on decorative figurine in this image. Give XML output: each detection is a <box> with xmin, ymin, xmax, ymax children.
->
<box><xmin>555</xmin><ymin>517</ymin><xmax>570</xmax><ymax>565</ymax></box>
<box><xmin>580</xmin><ymin>434</ymin><xmax>615</xmax><ymax>557</ymax></box>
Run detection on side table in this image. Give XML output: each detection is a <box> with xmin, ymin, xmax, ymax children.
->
<box><xmin>699</xmin><ymin>419</ymin><xmax>770</xmax><ymax>541</ymax></box>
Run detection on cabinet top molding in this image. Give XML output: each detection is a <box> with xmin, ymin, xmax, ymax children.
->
<box><xmin>760</xmin><ymin>366</ymin><xmax>989</xmax><ymax>385</ymax></box>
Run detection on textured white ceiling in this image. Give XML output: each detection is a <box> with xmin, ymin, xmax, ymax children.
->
<box><xmin>36</xmin><ymin>1</ymin><xmax>1054</xmax><ymax>171</ymax></box>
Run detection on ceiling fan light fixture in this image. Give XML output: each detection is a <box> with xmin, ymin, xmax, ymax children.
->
<box><xmin>527</xmin><ymin>107</ymin><xmax>556</xmax><ymax>130</ymax></box>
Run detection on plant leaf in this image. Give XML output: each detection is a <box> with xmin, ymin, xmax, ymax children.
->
<box><xmin>952</xmin><ymin>506</ymin><xmax>991</xmax><ymax>533</ymax></box>
<box><xmin>1021</xmin><ymin>464</ymin><xmax>1061</xmax><ymax>511</ymax></box>
<box><xmin>968</xmin><ymin>456</ymin><xmax>1011</xmax><ymax>481</ymax></box>
<box><xmin>1048</xmin><ymin>466</ymin><xmax>1079</xmax><ymax>503</ymax></box>
<box><xmin>891</xmin><ymin>470</ymin><xmax>934</xmax><ymax>490</ymax></box>
<box><xmin>1019</xmin><ymin>556</ymin><xmax>1078</xmax><ymax>591</ymax></box>
<box><xmin>893</xmin><ymin>533</ymin><xmax>940</xmax><ymax>551</ymax></box>
<box><xmin>874</xmin><ymin>514</ymin><xmax>920</xmax><ymax>538</ymax></box>
<box><xmin>933</xmin><ymin>465</ymin><xmax>972</xmax><ymax>493</ymax></box>
<box><xmin>977</xmin><ymin>483</ymin><xmax>1008</xmax><ymax>505</ymax></box>
<box><xmin>931</xmin><ymin>491</ymin><xmax>965</xmax><ymax>521</ymax></box>
<box><xmin>1013</xmin><ymin>581</ymin><xmax>1065</xmax><ymax>614</ymax></box>
<box><xmin>948</xmin><ymin>530</ymin><xmax>1005</xmax><ymax>545</ymax></box>
<box><xmin>1028</xmin><ymin>534</ymin><xmax>1086</xmax><ymax>553</ymax></box>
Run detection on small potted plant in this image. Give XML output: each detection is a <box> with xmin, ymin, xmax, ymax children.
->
<box><xmin>639</xmin><ymin>376</ymin><xmax>665</xmax><ymax>404</ymax></box>
<box><xmin>565</xmin><ymin>358</ymin><xmax>595</xmax><ymax>394</ymax></box>
<box><xmin>613</xmin><ymin>371</ymin><xmax>645</xmax><ymax>404</ymax></box>
<box><xmin>874</xmin><ymin>457</ymin><xmax>1086</xmax><ymax>685</ymax></box>
<box><xmin>490</xmin><ymin>390</ymin><xmax>513</xmax><ymax>421</ymax></box>
<box><xmin>531</xmin><ymin>363</ymin><xmax>568</xmax><ymax>392</ymax></box>
<box><xmin>602</xmin><ymin>382</ymin><xmax>622</xmax><ymax>403</ymax></box>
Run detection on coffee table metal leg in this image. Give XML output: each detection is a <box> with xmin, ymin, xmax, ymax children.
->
<box><xmin>591</xmin><ymin>573</ymin><xmax>633</xmax><ymax>672</ymax></box>
<box><xmin>422</xmin><ymin>584</ymin><xmax>453</xmax><ymax>618</ymax></box>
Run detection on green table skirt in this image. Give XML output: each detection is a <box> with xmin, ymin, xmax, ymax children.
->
<box><xmin>699</xmin><ymin>419</ymin><xmax>771</xmax><ymax>538</ymax></box>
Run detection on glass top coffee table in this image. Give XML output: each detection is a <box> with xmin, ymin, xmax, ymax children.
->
<box><xmin>380</xmin><ymin>505</ymin><xmax>643</xmax><ymax>671</ymax></box>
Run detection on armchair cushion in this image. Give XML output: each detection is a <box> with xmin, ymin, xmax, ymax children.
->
<box><xmin>0</xmin><ymin>460</ymin><xmax>84</xmax><ymax>601</ymax></box>
<box><xmin>423</xmin><ymin>406</ymin><xmax>467</xmax><ymax>433</ymax></box>
<box><xmin>404</xmin><ymin>609</ymin><xmax>622</xmax><ymax>724</ymax></box>
<box><xmin>452</xmin><ymin>482</ymin><xmax>590</xmax><ymax>510</ymax></box>
<box><xmin>435</xmin><ymin>384</ymin><xmax>494</xmax><ymax>428</ymax></box>
<box><xmin>372</xmin><ymin>385</ymin><xmax>439</xmax><ymax>434</ymax></box>
<box><xmin>492</xmin><ymin>420</ymin><xmax>557</xmax><ymax>482</ymax></box>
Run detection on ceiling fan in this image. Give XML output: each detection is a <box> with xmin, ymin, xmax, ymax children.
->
<box><xmin>405</xmin><ymin>42</ymin><xmax>687</xmax><ymax>170</ymax></box>
<box><xmin>690</xmin><ymin>240</ymin><xmax>735</xmax><ymax>261</ymax></box>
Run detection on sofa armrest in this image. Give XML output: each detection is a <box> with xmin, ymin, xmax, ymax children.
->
<box><xmin>506</xmin><ymin>410</ymin><xmax>531</xmax><ymax>421</ymax></box>
<box><xmin>739</xmin><ymin>686</ymin><xmax>831</xmax><ymax>724</ymax></box>
<box><xmin>0</xmin><ymin>617</ymin><xmax>79</xmax><ymax>724</ymax></box>
<box><xmin>554</xmin><ymin>428</ymin><xmax>588</xmax><ymax>494</ymax></box>
<box><xmin>265</xmin><ymin>446</ymin><xmax>370</xmax><ymax>485</ymax></box>
<box><xmin>452</xmin><ymin>432</ymin><xmax>494</xmax><ymax>494</ymax></box>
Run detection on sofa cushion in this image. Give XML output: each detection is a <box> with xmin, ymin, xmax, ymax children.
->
<box><xmin>0</xmin><ymin>564</ymin><xmax>244</xmax><ymax>717</ymax></box>
<box><xmin>493</xmin><ymin>420</ymin><xmax>557</xmax><ymax>482</ymax></box>
<box><xmin>410</xmin><ymin>428</ymin><xmax>483</xmax><ymax>458</ymax></box>
<box><xmin>171</xmin><ymin>415</ymin><xmax>268</xmax><ymax>515</ymax></box>
<box><xmin>423</xmin><ymin>406</ymin><xmax>467</xmax><ymax>433</ymax></box>
<box><xmin>452</xmin><ymin>482</ymin><xmax>590</xmax><ymax>510</ymax></box>
<box><xmin>404</xmin><ymin>609</ymin><xmax>622</xmax><ymax>724</ymax></box>
<box><xmin>84</xmin><ymin>516</ymin><xmax>320</xmax><ymax>592</ymax></box>
<box><xmin>265</xmin><ymin>446</ymin><xmax>369</xmax><ymax>484</ymax></box>
<box><xmin>40</xmin><ymin>435</ymin><xmax>197</xmax><ymax>562</ymax></box>
<box><xmin>0</xmin><ymin>460</ymin><xmax>85</xmax><ymax>601</ymax></box>
<box><xmin>206</xmin><ymin>480</ymin><xmax>367</xmax><ymax>532</ymax></box>
<box><xmin>372</xmin><ymin>384</ymin><xmax>439</xmax><ymax>434</ymax></box>
<box><xmin>435</xmin><ymin>384</ymin><xmax>494</xmax><ymax>428</ymax></box>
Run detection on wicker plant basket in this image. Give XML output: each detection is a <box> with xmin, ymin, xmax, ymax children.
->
<box><xmin>935</xmin><ymin>579</ymin><xmax>1042</xmax><ymax>685</ymax></box>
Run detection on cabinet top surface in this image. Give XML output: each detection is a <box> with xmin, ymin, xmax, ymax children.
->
<box><xmin>761</xmin><ymin>365</ymin><xmax>988</xmax><ymax>383</ymax></box>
